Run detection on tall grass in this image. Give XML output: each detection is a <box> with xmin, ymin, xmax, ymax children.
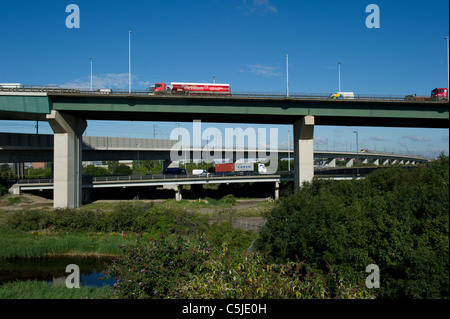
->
<box><xmin>0</xmin><ymin>280</ymin><xmax>110</xmax><ymax>299</ymax></box>
<box><xmin>0</xmin><ymin>231</ymin><xmax>129</xmax><ymax>258</ymax></box>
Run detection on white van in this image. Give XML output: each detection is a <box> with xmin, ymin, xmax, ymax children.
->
<box><xmin>192</xmin><ymin>169</ymin><xmax>207</xmax><ymax>175</ymax></box>
<box><xmin>329</xmin><ymin>92</ymin><xmax>354</xmax><ymax>99</ymax></box>
<box><xmin>258</xmin><ymin>163</ymin><xmax>268</xmax><ymax>174</ymax></box>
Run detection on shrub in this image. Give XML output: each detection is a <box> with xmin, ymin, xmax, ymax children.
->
<box><xmin>221</xmin><ymin>194</ymin><xmax>237</xmax><ymax>205</ymax></box>
<box><xmin>4</xmin><ymin>203</ymin><xmax>208</xmax><ymax>235</ymax></box>
<box><xmin>256</xmin><ymin>157</ymin><xmax>449</xmax><ymax>299</ymax></box>
<box><xmin>104</xmin><ymin>234</ymin><xmax>214</xmax><ymax>299</ymax></box>
<box><xmin>104</xmin><ymin>234</ymin><xmax>373</xmax><ymax>299</ymax></box>
<box><xmin>0</xmin><ymin>184</ymin><xmax>8</xmax><ymax>197</ymax></box>
<box><xmin>173</xmin><ymin>250</ymin><xmax>374</xmax><ymax>299</ymax></box>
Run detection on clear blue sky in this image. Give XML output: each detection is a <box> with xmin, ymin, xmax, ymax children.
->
<box><xmin>0</xmin><ymin>0</ymin><xmax>448</xmax><ymax>158</ymax></box>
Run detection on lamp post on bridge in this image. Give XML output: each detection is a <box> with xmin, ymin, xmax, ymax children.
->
<box><xmin>89</xmin><ymin>57</ymin><xmax>93</xmax><ymax>91</ymax></box>
<box><xmin>129</xmin><ymin>30</ymin><xmax>132</xmax><ymax>94</ymax></box>
<box><xmin>445</xmin><ymin>36</ymin><xmax>449</xmax><ymax>93</ymax></box>
<box><xmin>353</xmin><ymin>130</ymin><xmax>359</xmax><ymax>177</ymax></box>
<box><xmin>338</xmin><ymin>61</ymin><xmax>341</xmax><ymax>92</ymax></box>
<box><xmin>285</xmin><ymin>54</ymin><xmax>289</xmax><ymax>97</ymax></box>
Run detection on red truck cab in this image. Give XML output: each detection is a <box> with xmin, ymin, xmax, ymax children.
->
<box><xmin>153</xmin><ymin>83</ymin><xmax>167</xmax><ymax>93</ymax></box>
<box><xmin>431</xmin><ymin>88</ymin><xmax>448</xmax><ymax>100</ymax></box>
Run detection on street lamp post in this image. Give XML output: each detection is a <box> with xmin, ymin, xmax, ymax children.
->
<box><xmin>286</xmin><ymin>54</ymin><xmax>289</xmax><ymax>97</ymax></box>
<box><xmin>288</xmin><ymin>130</ymin><xmax>290</xmax><ymax>171</ymax></box>
<box><xmin>137</xmin><ymin>143</ymin><xmax>141</xmax><ymax>174</ymax></box>
<box><xmin>129</xmin><ymin>30</ymin><xmax>132</xmax><ymax>94</ymax></box>
<box><xmin>89</xmin><ymin>57</ymin><xmax>93</xmax><ymax>91</ymax></box>
<box><xmin>353</xmin><ymin>130</ymin><xmax>359</xmax><ymax>176</ymax></box>
<box><xmin>338</xmin><ymin>61</ymin><xmax>341</xmax><ymax>92</ymax></box>
<box><xmin>445</xmin><ymin>36</ymin><xmax>449</xmax><ymax>92</ymax></box>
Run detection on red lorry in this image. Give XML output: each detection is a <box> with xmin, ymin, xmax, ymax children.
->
<box><xmin>150</xmin><ymin>82</ymin><xmax>230</xmax><ymax>95</ymax></box>
<box><xmin>215</xmin><ymin>163</ymin><xmax>235</xmax><ymax>173</ymax></box>
<box><xmin>431</xmin><ymin>88</ymin><xmax>448</xmax><ymax>100</ymax></box>
<box><xmin>405</xmin><ymin>88</ymin><xmax>448</xmax><ymax>101</ymax></box>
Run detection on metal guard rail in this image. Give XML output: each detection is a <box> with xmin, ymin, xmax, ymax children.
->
<box><xmin>2</xmin><ymin>86</ymin><xmax>445</xmax><ymax>102</ymax></box>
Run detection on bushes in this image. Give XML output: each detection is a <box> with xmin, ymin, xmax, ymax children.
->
<box><xmin>0</xmin><ymin>184</ymin><xmax>7</xmax><ymax>197</ymax></box>
<box><xmin>104</xmin><ymin>234</ymin><xmax>214</xmax><ymax>299</ymax></box>
<box><xmin>256</xmin><ymin>157</ymin><xmax>449</xmax><ymax>299</ymax></box>
<box><xmin>173</xmin><ymin>248</ymin><xmax>374</xmax><ymax>299</ymax></box>
<box><xmin>104</xmin><ymin>234</ymin><xmax>373</xmax><ymax>299</ymax></box>
<box><xmin>4</xmin><ymin>202</ymin><xmax>208</xmax><ymax>235</ymax></box>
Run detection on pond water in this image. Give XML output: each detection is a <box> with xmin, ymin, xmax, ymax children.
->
<box><xmin>0</xmin><ymin>256</ymin><xmax>117</xmax><ymax>287</ymax></box>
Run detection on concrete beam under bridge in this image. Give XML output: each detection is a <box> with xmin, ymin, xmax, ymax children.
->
<box><xmin>46</xmin><ymin>110</ymin><xmax>86</xmax><ymax>208</ymax></box>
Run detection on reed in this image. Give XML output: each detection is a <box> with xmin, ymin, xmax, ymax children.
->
<box><xmin>0</xmin><ymin>231</ymin><xmax>130</xmax><ymax>258</ymax></box>
<box><xmin>0</xmin><ymin>280</ymin><xmax>110</xmax><ymax>299</ymax></box>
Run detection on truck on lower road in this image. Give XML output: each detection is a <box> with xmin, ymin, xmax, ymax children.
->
<box><xmin>163</xmin><ymin>167</ymin><xmax>187</xmax><ymax>175</ymax></box>
<box><xmin>149</xmin><ymin>82</ymin><xmax>230</xmax><ymax>95</ymax></box>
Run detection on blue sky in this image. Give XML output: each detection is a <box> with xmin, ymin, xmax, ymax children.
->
<box><xmin>0</xmin><ymin>0</ymin><xmax>448</xmax><ymax>158</ymax></box>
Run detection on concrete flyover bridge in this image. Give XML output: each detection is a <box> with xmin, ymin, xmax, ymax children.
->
<box><xmin>0</xmin><ymin>132</ymin><xmax>430</xmax><ymax>165</ymax></box>
<box><xmin>1</xmin><ymin>89</ymin><xmax>448</xmax><ymax>208</ymax></box>
<box><xmin>10</xmin><ymin>173</ymin><xmax>286</xmax><ymax>202</ymax></box>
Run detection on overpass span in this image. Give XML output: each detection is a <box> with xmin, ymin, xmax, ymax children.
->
<box><xmin>1</xmin><ymin>90</ymin><xmax>447</xmax><ymax>208</ymax></box>
<box><xmin>0</xmin><ymin>132</ymin><xmax>429</xmax><ymax>164</ymax></box>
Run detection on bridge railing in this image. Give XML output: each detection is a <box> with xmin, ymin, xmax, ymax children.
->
<box><xmin>0</xmin><ymin>86</ymin><xmax>418</xmax><ymax>101</ymax></box>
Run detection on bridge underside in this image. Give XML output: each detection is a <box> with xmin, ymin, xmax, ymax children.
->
<box><xmin>1</xmin><ymin>93</ymin><xmax>448</xmax><ymax>208</ymax></box>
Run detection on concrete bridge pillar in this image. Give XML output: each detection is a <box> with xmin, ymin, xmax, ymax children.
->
<box><xmin>327</xmin><ymin>158</ymin><xmax>336</xmax><ymax>168</ymax></box>
<box><xmin>346</xmin><ymin>158</ymin><xmax>354</xmax><ymax>167</ymax></box>
<box><xmin>274</xmin><ymin>181</ymin><xmax>280</xmax><ymax>200</ymax></box>
<box><xmin>46</xmin><ymin>110</ymin><xmax>87</xmax><ymax>208</ymax></box>
<box><xmin>175</xmin><ymin>185</ymin><xmax>183</xmax><ymax>201</ymax></box>
<box><xmin>293</xmin><ymin>116</ymin><xmax>314</xmax><ymax>190</ymax></box>
<box><xmin>373</xmin><ymin>159</ymin><xmax>379</xmax><ymax>166</ymax></box>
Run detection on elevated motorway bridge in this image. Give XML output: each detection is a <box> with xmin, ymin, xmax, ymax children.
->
<box><xmin>0</xmin><ymin>132</ymin><xmax>429</xmax><ymax>165</ymax></box>
<box><xmin>1</xmin><ymin>88</ymin><xmax>448</xmax><ymax>208</ymax></box>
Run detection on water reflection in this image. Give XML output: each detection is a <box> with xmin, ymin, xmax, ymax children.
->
<box><xmin>0</xmin><ymin>256</ymin><xmax>116</xmax><ymax>287</ymax></box>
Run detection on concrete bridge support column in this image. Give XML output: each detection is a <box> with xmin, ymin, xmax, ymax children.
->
<box><xmin>346</xmin><ymin>158</ymin><xmax>354</xmax><ymax>167</ymax></box>
<box><xmin>274</xmin><ymin>181</ymin><xmax>279</xmax><ymax>200</ymax></box>
<box><xmin>175</xmin><ymin>185</ymin><xmax>183</xmax><ymax>201</ymax></box>
<box><xmin>293</xmin><ymin>116</ymin><xmax>315</xmax><ymax>190</ymax></box>
<box><xmin>373</xmin><ymin>159</ymin><xmax>379</xmax><ymax>166</ymax></box>
<box><xmin>46</xmin><ymin>110</ymin><xmax>87</xmax><ymax>209</ymax></box>
<box><xmin>327</xmin><ymin>158</ymin><xmax>336</xmax><ymax>168</ymax></box>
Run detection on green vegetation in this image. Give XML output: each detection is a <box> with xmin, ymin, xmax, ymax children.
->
<box><xmin>0</xmin><ymin>230</ymin><xmax>130</xmax><ymax>258</ymax></box>
<box><xmin>104</xmin><ymin>233</ymin><xmax>373</xmax><ymax>299</ymax></box>
<box><xmin>1</xmin><ymin>157</ymin><xmax>447</xmax><ymax>299</ymax></box>
<box><xmin>0</xmin><ymin>184</ymin><xmax>7</xmax><ymax>197</ymax></box>
<box><xmin>0</xmin><ymin>280</ymin><xmax>109</xmax><ymax>299</ymax></box>
<box><xmin>257</xmin><ymin>156</ymin><xmax>449</xmax><ymax>299</ymax></box>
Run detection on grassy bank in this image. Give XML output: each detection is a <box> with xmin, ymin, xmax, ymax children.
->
<box><xmin>0</xmin><ymin>280</ymin><xmax>109</xmax><ymax>299</ymax></box>
<box><xmin>0</xmin><ymin>230</ymin><xmax>131</xmax><ymax>258</ymax></box>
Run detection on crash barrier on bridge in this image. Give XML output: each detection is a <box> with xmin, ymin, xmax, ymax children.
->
<box><xmin>1</xmin><ymin>86</ymin><xmax>414</xmax><ymax>101</ymax></box>
<box><xmin>82</xmin><ymin>136</ymin><xmax>177</xmax><ymax>150</ymax></box>
<box><xmin>12</xmin><ymin>171</ymin><xmax>282</xmax><ymax>185</ymax></box>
